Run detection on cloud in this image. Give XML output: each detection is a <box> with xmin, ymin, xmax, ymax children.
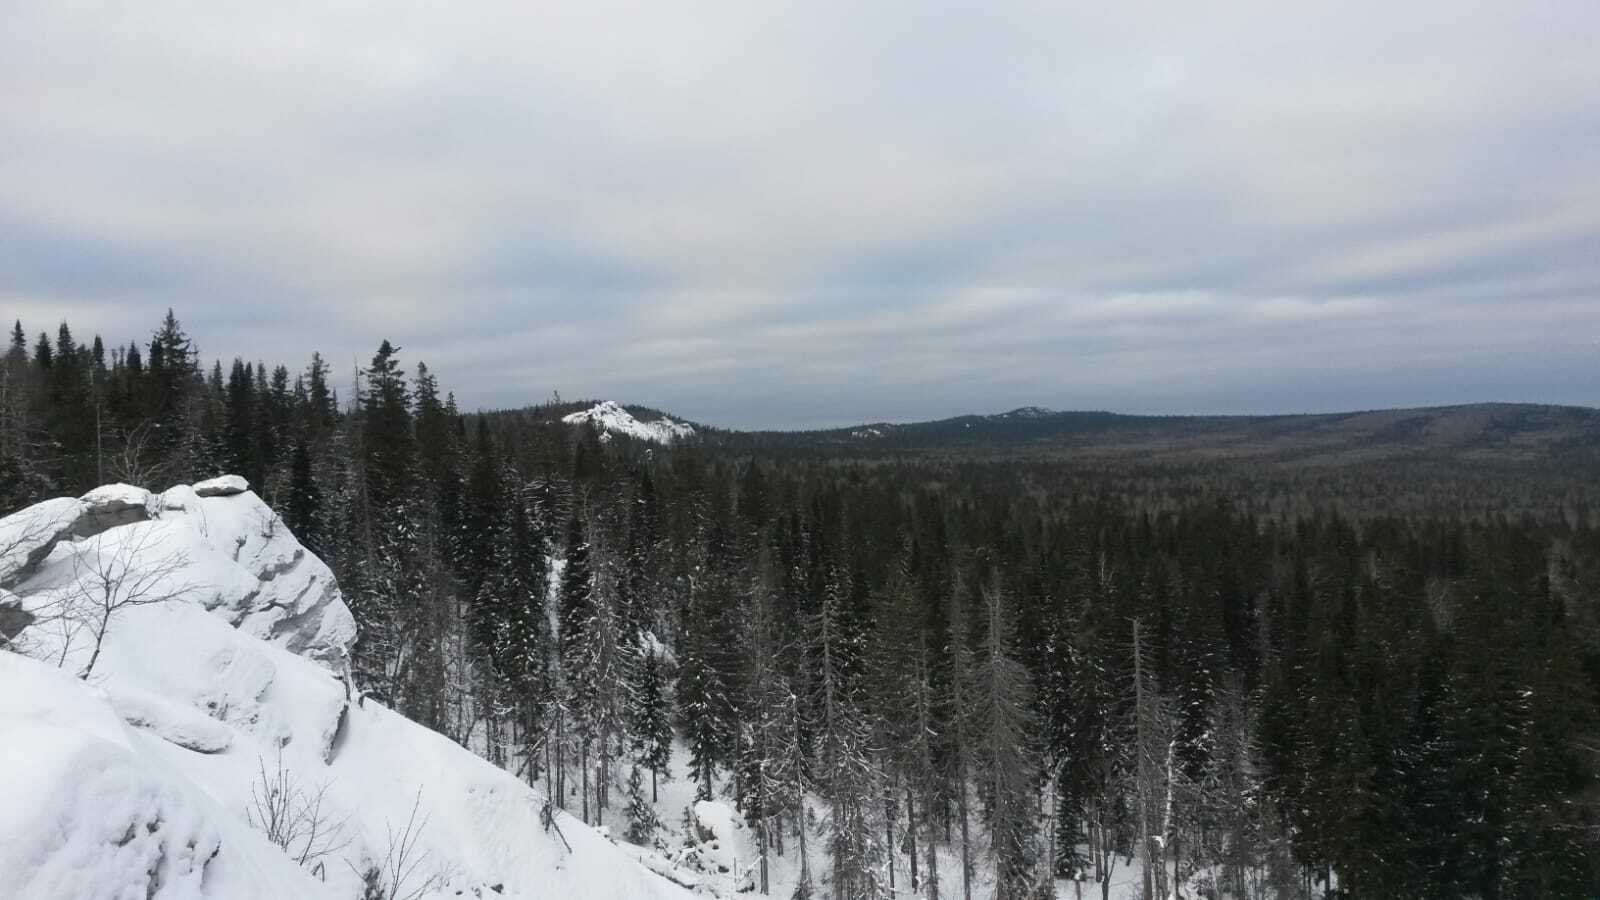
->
<box><xmin>1</xmin><ymin>0</ymin><xmax>1596</xmax><ymax>427</ymax></box>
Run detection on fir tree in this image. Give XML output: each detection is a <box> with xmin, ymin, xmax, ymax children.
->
<box><xmin>624</xmin><ymin>764</ymin><xmax>662</xmax><ymax>846</ymax></box>
<box><xmin>970</xmin><ymin>580</ymin><xmax>1037</xmax><ymax>900</ymax></box>
<box><xmin>285</xmin><ymin>439</ymin><xmax>322</xmax><ymax>556</ymax></box>
<box><xmin>633</xmin><ymin>647</ymin><xmax>674</xmax><ymax>802</ymax></box>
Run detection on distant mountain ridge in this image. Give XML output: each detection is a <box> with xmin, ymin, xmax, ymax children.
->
<box><xmin>701</xmin><ymin>402</ymin><xmax>1600</xmax><ymax>466</ymax></box>
<box><xmin>525</xmin><ymin>398</ymin><xmax>1600</xmax><ymax>466</ymax></box>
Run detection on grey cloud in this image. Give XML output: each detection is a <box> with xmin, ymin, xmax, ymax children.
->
<box><xmin>2</xmin><ymin>0</ymin><xmax>1597</xmax><ymax>427</ymax></box>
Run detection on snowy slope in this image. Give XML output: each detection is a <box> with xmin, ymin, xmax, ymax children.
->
<box><xmin>563</xmin><ymin>400</ymin><xmax>695</xmax><ymax>444</ymax></box>
<box><xmin>0</xmin><ymin>480</ymin><xmax>693</xmax><ymax>900</ymax></box>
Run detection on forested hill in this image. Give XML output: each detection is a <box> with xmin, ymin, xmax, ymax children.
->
<box><xmin>6</xmin><ymin>310</ymin><xmax>1600</xmax><ymax>898</ymax></box>
<box><xmin>707</xmin><ymin>402</ymin><xmax>1600</xmax><ymax>465</ymax></box>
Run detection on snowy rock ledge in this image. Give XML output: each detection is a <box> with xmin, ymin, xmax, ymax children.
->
<box><xmin>0</xmin><ymin>481</ymin><xmax>695</xmax><ymax>900</ymax></box>
<box><xmin>0</xmin><ymin>477</ymin><xmax>354</xmax><ymax>667</ymax></box>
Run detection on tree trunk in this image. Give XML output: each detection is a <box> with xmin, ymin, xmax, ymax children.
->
<box><xmin>758</xmin><ymin>815</ymin><xmax>770</xmax><ymax>895</ymax></box>
<box><xmin>906</xmin><ymin>784</ymin><xmax>920</xmax><ymax>893</ymax></box>
<box><xmin>796</xmin><ymin>785</ymin><xmax>811</xmax><ymax>894</ymax></box>
<box><xmin>555</xmin><ymin>711</ymin><xmax>566</xmax><ymax>809</ymax></box>
<box><xmin>885</xmin><ymin>781</ymin><xmax>897</xmax><ymax>894</ymax></box>
<box><xmin>959</xmin><ymin>775</ymin><xmax>973</xmax><ymax>900</ymax></box>
<box><xmin>1134</xmin><ymin>618</ymin><xmax>1153</xmax><ymax>900</ymax></box>
<box><xmin>596</xmin><ymin>744</ymin><xmax>606</xmax><ymax>828</ymax></box>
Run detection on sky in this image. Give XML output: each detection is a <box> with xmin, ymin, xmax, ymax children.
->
<box><xmin>2</xmin><ymin>1</ymin><xmax>1597</xmax><ymax>429</ymax></box>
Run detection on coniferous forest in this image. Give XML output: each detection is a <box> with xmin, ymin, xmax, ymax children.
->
<box><xmin>4</xmin><ymin>310</ymin><xmax>1599</xmax><ymax>899</ymax></box>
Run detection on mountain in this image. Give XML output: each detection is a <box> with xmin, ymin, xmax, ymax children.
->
<box><xmin>0</xmin><ymin>478</ymin><xmax>691</xmax><ymax>900</ymax></box>
<box><xmin>710</xmin><ymin>402</ymin><xmax>1600</xmax><ymax>466</ymax></box>
<box><xmin>562</xmin><ymin>400</ymin><xmax>696</xmax><ymax>445</ymax></box>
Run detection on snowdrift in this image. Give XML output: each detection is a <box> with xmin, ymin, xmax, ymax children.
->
<box><xmin>0</xmin><ymin>479</ymin><xmax>691</xmax><ymax>900</ymax></box>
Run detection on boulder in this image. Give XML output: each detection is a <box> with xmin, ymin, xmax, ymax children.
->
<box><xmin>193</xmin><ymin>475</ymin><xmax>250</xmax><ymax>497</ymax></box>
<box><xmin>75</xmin><ymin>484</ymin><xmax>153</xmax><ymax>535</ymax></box>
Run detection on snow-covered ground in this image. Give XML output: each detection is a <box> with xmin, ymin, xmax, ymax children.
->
<box><xmin>0</xmin><ymin>480</ymin><xmax>692</xmax><ymax>900</ymax></box>
<box><xmin>563</xmin><ymin>400</ymin><xmax>695</xmax><ymax>444</ymax></box>
<box><xmin>608</xmin><ymin>737</ymin><xmax>1178</xmax><ymax>900</ymax></box>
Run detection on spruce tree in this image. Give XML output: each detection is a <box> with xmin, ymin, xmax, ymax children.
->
<box><xmin>624</xmin><ymin>764</ymin><xmax>662</xmax><ymax>846</ymax></box>
<box><xmin>633</xmin><ymin>647</ymin><xmax>674</xmax><ymax>802</ymax></box>
<box><xmin>970</xmin><ymin>580</ymin><xmax>1037</xmax><ymax>900</ymax></box>
<box><xmin>808</xmin><ymin>562</ymin><xmax>883</xmax><ymax>900</ymax></box>
<box><xmin>285</xmin><ymin>439</ymin><xmax>322</xmax><ymax>554</ymax></box>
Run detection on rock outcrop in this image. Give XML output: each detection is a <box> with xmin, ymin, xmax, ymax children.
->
<box><xmin>0</xmin><ymin>477</ymin><xmax>354</xmax><ymax>667</ymax></box>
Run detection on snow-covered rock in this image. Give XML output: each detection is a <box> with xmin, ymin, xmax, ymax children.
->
<box><xmin>2</xmin><ymin>480</ymin><xmax>354</xmax><ymax>668</ymax></box>
<box><xmin>0</xmin><ymin>481</ymin><xmax>694</xmax><ymax>900</ymax></box>
<box><xmin>78</xmin><ymin>483</ymin><xmax>157</xmax><ymax>531</ymax></box>
<box><xmin>104</xmin><ymin>682</ymin><xmax>236</xmax><ymax>754</ymax></box>
<box><xmin>0</xmin><ymin>495</ymin><xmax>86</xmax><ymax>587</ymax></box>
<box><xmin>0</xmin><ymin>653</ymin><xmax>336</xmax><ymax>900</ymax></box>
<box><xmin>691</xmin><ymin>800</ymin><xmax>756</xmax><ymax>884</ymax></box>
<box><xmin>563</xmin><ymin>400</ymin><xmax>695</xmax><ymax>444</ymax></box>
<box><xmin>193</xmin><ymin>474</ymin><xmax>250</xmax><ymax>497</ymax></box>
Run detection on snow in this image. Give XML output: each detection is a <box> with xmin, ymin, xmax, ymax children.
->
<box><xmin>0</xmin><ymin>496</ymin><xmax>84</xmax><ymax>585</ymax></box>
<box><xmin>193</xmin><ymin>475</ymin><xmax>250</xmax><ymax>497</ymax></box>
<box><xmin>104</xmin><ymin>682</ymin><xmax>235</xmax><ymax>754</ymax></box>
<box><xmin>689</xmin><ymin>800</ymin><xmax>757</xmax><ymax>888</ymax></box>
<box><xmin>2</xmin><ymin>475</ymin><xmax>1173</xmax><ymax>900</ymax></box>
<box><xmin>0</xmin><ymin>479</ymin><xmax>695</xmax><ymax>900</ymax></box>
<box><xmin>80</xmin><ymin>482</ymin><xmax>156</xmax><ymax>513</ymax></box>
<box><xmin>994</xmin><ymin>405</ymin><xmax>1056</xmax><ymax>419</ymax></box>
<box><xmin>563</xmin><ymin>400</ymin><xmax>695</xmax><ymax>444</ymax></box>
<box><xmin>0</xmin><ymin>653</ymin><xmax>335</xmax><ymax>900</ymax></box>
<box><xmin>7</xmin><ymin>484</ymin><xmax>354</xmax><ymax>669</ymax></box>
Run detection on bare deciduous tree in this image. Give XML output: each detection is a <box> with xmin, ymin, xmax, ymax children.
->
<box><xmin>28</xmin><ymin>526</ymin><xmax>196</xmax><ymax>677</ymax></box>
<box><xmin>106</xmin><ymin>421</ymin><xmax>167</xmax><ymax>490</ymax></box>
<box><xmin>247</xmin><ymin>751</ymin><xmax>352</xmax><ymax>875</ymax></box>
<box><xmin>354</xmin><ymin>788</ymin><xmax>449</xmax><ymax>900</ymax></box>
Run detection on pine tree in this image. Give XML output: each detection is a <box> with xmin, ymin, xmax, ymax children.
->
<box><xmin>633</xmin><ymin>647</ymin><xmax>674</xmax><ymax>802</ymax></box>
<box><xmin>285</xmin><ymin>439</ymin><xmax>322</xmax><ymax>555</ymax></box>
<box><xmin>677</xmin><ymin>582</ymin><xmax>733</xmax><ymax>801</ymax></box>
<box><xmin>971</xmin><ymin>580</ymin><xmax>1037</xmax><ymax>900</ymax></box>
<box><xmin>572</xmin><ymin>545</ymin><xmax>633</xmax><ymax>826</ymax></box>
<box><xmin>146</xmin><ymin>309</ymin><xmax>198</xmax><ymax>474</ymax></box>
<box><xmin>0</xmin><ymin>319</ymin><xmax>48</xmax><ymax>506</ymax></box>
<box><xmin>460</xmin><ymin>419</ymin><xmax>503</xmax><ymax>596</ymax></box>
<box><xmin>224</xmin><ymin>358</ymin><xmax>260</xmax><ymax>486</ymax></box>
<box><xmin>360</xmin><ymin>340</ymin><xmax>412</xmax><ymax>514</ymax></box>
<box><xmin>809</xmin><ymin>562</ymin><xmax>884</xmax><ymax>900</ymax></box>
<box><xmin>624</xmin><ymin>764</ymin><xmax>662</xmax><ymax>846</ymax></box>
<box><xmin>304</xmin><ymin>351</ymin><xmax>336</xmax><ymax>436</ymax></box>
<box><xmin>735</xmin><ymin>553</ymin><xmax>799</xmax><ymax>894</ymax></box>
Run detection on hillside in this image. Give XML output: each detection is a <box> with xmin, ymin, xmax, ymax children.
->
<box><xmin>0</xmin><ymin>479</ymin><xmax>691</xmax><ymax>900</ymax></box>
<box><xmin>709</xmin><ymin>402</ymin><xmax>1600</xmax><ymax>466</ymax></box>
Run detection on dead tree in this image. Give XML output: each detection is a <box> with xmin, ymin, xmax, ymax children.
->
<box><xmin>33</xmin><ymin>526</ymin><xmax>195</xmax><ymax>677</ymax></box>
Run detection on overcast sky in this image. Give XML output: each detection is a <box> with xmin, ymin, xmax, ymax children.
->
<box><xmin>3</xmin><ymin>2</ymin><xmax>1597</xmax><ymax>428</ymax></box>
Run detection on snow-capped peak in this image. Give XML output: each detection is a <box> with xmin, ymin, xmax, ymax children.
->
<box><xmin>995</xmin><ymin>405</ymin><xmax>1056</xmax><ymax>419</ymax></box>
<box><xmin>563</xmin><ymin>401</ymin><xmax>694</xmax><ymax>444</ymax></box>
